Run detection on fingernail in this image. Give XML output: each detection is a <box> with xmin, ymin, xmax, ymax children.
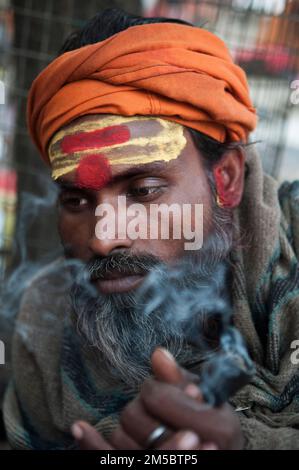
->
<box><xmin>202</xmin><ymin>443</ymin><xmax>218</xmax><ymax>450</ymax></box>
<box><xmin>177</xmin><ymin>431</ymin><xmax>199</xmax><ymax>450</ymax></box>
<box><xmin>71</xmin><ymin>423</ymin><xmax>83</xmax><ymax>440</ymax></box>
<box><xmin>158</xmin><ymin>348</ymin><xmax>175</xmax><ymax>362</ymax></box>
<box><xmin>184</xmin><ymin>384</ymin><xmax>201</xmax><ymax>399</ymax></box>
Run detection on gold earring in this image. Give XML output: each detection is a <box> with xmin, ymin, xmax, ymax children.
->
<box><xmin>216</xmin><ymin>194</ymin><xmax>224</xmax><ymax>207</ymax></box>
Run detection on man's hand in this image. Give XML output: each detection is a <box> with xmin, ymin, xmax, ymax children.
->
<box><xmin>72</xmin><ymin>348</ymin><xmax>243</xmax><ymax>450</ymax></box>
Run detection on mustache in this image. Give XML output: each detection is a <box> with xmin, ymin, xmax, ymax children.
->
<box><xmin>85</xmin><ymin>252</ymin><xmax>162</xmax><ymax>281</ymax></box>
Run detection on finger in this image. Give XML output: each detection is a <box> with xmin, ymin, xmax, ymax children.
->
<box><xmin>110</xmin><ymin>424</ymin><xmax>143</xmax><ymax>450</ymax></box>
<box><xmin>72</xmin><ymin>421</ymin><xmax>114</xmax><ymax>450</ymax></box>
<box><xmin>119</xmin><ymin>396</ymin><xmax>173</xmax><ymax>448</ymax></box>
<box><xmin>157</xmin><ymin>430</ymin><xmax>200</xmax><ymax>451</ymax></box>
<box><xmin>151</xmin><ymin>348</ymin><xmax>199</xmax><ymax>386</ymax></box>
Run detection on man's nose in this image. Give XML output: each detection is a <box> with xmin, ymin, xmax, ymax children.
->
<box><xmin>89</xmin><ymin>233</ymin><xmax>133</xmax><ymax>257</ymax></box>
<box><xmin>88</xmin><ymin>195</ymin><xmax>133</xmax><ymax>257</ymax></box>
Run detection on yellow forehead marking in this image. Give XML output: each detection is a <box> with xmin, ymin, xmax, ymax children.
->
<box><xmin>48</xmin><ymin>116</ymin><xmax>186</xmax><ymax>180</ymax></box>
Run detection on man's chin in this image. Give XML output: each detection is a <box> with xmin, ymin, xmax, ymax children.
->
<box><xmin>94</xmin><ymin>274</ymin><xmax>145</xmax><ymax>294</ymax></box>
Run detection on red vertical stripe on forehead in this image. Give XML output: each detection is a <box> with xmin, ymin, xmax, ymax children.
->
<box><xmin>61</xmin><ymin>125</ymin><xmax>130</xmax><ymax>154</ymax></box>
<box><xmin>76</xmin><ymin>154</ymin><xmax>112</xmax><ymax>190</ymax></box>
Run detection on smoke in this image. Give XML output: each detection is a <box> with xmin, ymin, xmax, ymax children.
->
<box><xmin>71</xmin><ymin>249</ymin><xmax>254</xmax><ymax>396</ymax></box>
<box><xmin>1</xmin><ymin>181</ymin><xmax>56</xmax><ymax>325</ymax></box>
<box><xmin>0</xmin><ymin>177</ymin><xmax>85</xmax><ymax>343</ymax></box>
<box><xmin>136</xmin><ymin>258</ymin><xmax>255</xmax><ymax>404</ymax></box>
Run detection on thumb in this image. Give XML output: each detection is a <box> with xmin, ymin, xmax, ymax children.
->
<box><xmin>151</xmin><ymin>347</ymin><xmax>199</xmax><ymax>386</ymax></box>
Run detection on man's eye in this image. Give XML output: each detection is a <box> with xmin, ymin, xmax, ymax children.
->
<box><xmin>127</xmin><ymin>186</ymin><xmax>164</xmax><ymax>199</ymax></box>
<box><xmin>59</xmin><ymin>193</ymin><xmax>89</xmax><ymax>211</ymax></box>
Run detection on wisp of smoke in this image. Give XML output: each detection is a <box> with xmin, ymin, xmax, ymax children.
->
<box><xmin>0</xmin><ymin>178</ymin><xmax>85</xmax><ymax>341</ymax></box>
<box><xmin>136</xmin><ymin>258</ymin><xmax>255</xmax><ymax>405</ymax></box>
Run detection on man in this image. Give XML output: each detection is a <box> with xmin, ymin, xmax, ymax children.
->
<box><xmin>3</xmin><ymin>9</ymin><xmax>299</xmax><ymax>449</ymax></box>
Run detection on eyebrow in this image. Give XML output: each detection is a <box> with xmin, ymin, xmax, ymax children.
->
<box><xmin>55</xmin><ymin>161</ymin><xmax>169</xmax><ymax>190</ymax></box>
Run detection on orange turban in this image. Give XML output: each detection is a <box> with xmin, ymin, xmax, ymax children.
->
<box><xmin>27</xmin><ymin>23</ymin><xmax>257</xmax><ymax>164</ymax></box>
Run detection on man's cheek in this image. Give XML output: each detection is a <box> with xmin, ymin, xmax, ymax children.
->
<box><xmin>187</xmin><ymin>201</ymin><xmax>211</xmax><ymax>237</ymax></box>
<box><xmin>202</xmin><ymin>202</ymin><xmax>214</xmax><ymax>236</ymax></box>
<box><xmin>58</xmin><ymin>215</ymin><xmax>92</xmax><ymax>260</ymax></box>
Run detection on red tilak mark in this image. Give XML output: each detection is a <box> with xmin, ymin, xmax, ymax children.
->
<box><xmin>61</xmin><ymin>125</ymin><xmax>130</xmax><ymax>154</ymax></box>
<box><xmin>76</xmin><ymin>154</ymin><xmax>112</xmax><ymax>190</ymax></box>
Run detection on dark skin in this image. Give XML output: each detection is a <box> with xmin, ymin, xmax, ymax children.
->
<box><xmin>72</xmin><ymin>349</ymin><xmax>243</xmax><ymax>450</ymax></box>
<box><xmin>56</xmin><ymin>115</ymin><xmax>245</xmax><ymax>450</ymax></box>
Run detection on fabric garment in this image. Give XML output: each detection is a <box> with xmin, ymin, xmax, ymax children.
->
<box><xmin>3</xmin><ymin>149</ymin><xmax>299</xmax><ymax>450</ymax></box>
<box><xmin>27</xmin><ymin>23</ymin><xmax>257</xmax><ymax>163</ymax></box>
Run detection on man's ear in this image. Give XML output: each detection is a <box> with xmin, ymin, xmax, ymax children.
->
<box><xmin>212</xmin><ymin>148</ymin><xmax>245</xmax><ymax>209</ymax></box>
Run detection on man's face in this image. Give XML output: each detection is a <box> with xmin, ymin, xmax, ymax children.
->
<box><xmin>52</xmin><ymin>114</ymin><xmax>234</xmax><ymax>386</ymax></box>
<box><xmin>55</xmin><ymin>114</ymin><xmax>214</xmax><ymax>293</ymax></box>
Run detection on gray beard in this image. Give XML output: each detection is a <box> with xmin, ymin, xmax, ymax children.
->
<box><xmin>70</xmin><ymin>203</ymin><xmax>233</xmax><ymax>387</ymax></box>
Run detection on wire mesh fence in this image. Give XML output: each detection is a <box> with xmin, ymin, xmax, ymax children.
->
<box><xmin>0</xmin><ymin>0</ymin><xmax>141</xmax><ymax>277</ymax></box>
<box><xmin>144</xmin><ymin>0</ymin><xmax>299</xmax><ymax>176</ymax></box>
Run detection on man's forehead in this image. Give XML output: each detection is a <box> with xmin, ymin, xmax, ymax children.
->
<box><xmin>56</xmin><ymin>114</ymin><xmax>163</xmax><ymax>137</ymax></box>
<box><xmin>48</xmin><ymin>115</ymin><xmax>187</xmax><ymax>189</ymax></box>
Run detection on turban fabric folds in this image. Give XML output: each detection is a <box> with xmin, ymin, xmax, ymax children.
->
<box><xmin>27</xmin><ymin>23</ymin><xmax>257</xmax><ymax>165</ymax></box>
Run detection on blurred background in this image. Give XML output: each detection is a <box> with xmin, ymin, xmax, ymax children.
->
<box><xmin>0</xmin><ymin>0</ymin><xmax>298</xmax><ymax>445</ymax></box>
